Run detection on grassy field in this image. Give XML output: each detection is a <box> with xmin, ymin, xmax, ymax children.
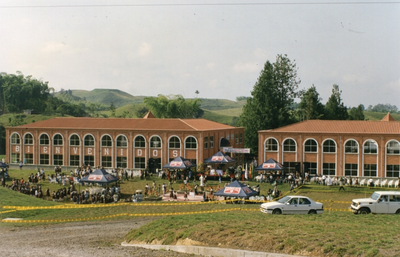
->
<box><xmin>2</xmin><ymin>168</ymin><xmax>400</xmax><ymax>256</ymax></box>
<box><xmin>125</xmin><ymin>185</ymin><xmax>400</xmax><ymax>257</ymax></box>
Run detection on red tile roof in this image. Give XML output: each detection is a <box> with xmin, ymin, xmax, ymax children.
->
<box><xmin>381</xmin><ymin>113</ymin><xmax>396</xmax><ymax>121</ymax></box>
<box><xmin>13</xmin><ymin>117</ymin><xmax>237</xmax><ymax>131</ymax></box>
<box><xmin>260</xmin><ymin>119</ymin><xmax>400</xmax><ymax>134</ymax></box>
<box><xmin>143</xmin><ymin>110</ymin><xmax>156</xmax><ymax>119</ymax></box>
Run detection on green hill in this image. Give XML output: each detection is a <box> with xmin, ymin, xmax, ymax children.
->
<box><xmin>364</xmin><ymin>111</ymin><xmax>400</xmax><ymax>121</ymax></box>
<box><xmin>55</xmin><ymin>89</ymin><xmax>145</xmax><ymax>108</ymax></box>
<box><xmin>199</xmin><ymin>98</ymin><xmax>246</xmax><ymax>110</ymax></box>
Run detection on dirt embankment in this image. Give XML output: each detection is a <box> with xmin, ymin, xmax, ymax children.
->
<box><xmin>0</xmin><ymin>218</ymin><xmax>200</xmax><ymax>257</ymax></box>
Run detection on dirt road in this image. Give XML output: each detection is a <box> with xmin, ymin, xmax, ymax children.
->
<box><xmin>0</xmin><ymin>218</ymin><xmax>199</xmax><ymax>257</ymax></box>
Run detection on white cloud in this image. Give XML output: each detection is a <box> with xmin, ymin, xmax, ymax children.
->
<box><xmin>138</xmin><ymin>42</ymin><xmax>152</xmax><ymax>56</ymax></box>
<box><xmin>42</xmin><ymin>41</ymin><xmax>68</xmax><ymax>53</ymax></box>
<box><xmin>232</xmin><ymin>62</ymin><xmax>259</xmax><ymax>73</ymax></box>
<box><xmin>342</xmin><ymin>74</ymin><xmax>366</xmax><ymax>83</ymax></box>
<box><xmin>206</xmin><ymin>62</ymin><xmax>216</xmax><ymax>69</ymax></box>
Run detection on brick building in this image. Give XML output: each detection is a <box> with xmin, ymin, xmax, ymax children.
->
<box><xmin>258</xmin><ymin>113</ymin><xmax>400</xmax><ymax>178</ymax></box>
<box><xmin>6</xmin><ymin>112</ymin><xmax>245</xmax><ymax>171</ymax></box>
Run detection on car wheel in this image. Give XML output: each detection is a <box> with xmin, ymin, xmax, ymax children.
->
<box><xmin>272</xmin><ymin>208</ymin><xmax>282</xmax><ymax>215</ymax></box>
<box><xmin>308</xmin><ymin>210</ymin><xmax>317</xmax><ymax>214</ymax></box>
<box><xmin>395</xmin><ymin>209</ymin><xmax>400</xmax><ymax>214</ymax></box>
<box><xmin>359</xmin><ymin>208</ymin><xmax>370</xmax><ymax>215</ymax></box>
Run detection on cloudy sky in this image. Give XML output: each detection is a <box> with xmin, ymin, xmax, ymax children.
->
<box><xmin>1</xmin><ymin>0</ymin><xmax>399</xmax><ymax>108</ymax></box>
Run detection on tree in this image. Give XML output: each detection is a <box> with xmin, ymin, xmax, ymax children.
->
<box><xmin>236</xmin><ymin>96</ymin><xmax>250</xmax><ymax>101</ymax></box>
<box><xmin>144</xmin><ymin>94</ymin><xmax>203</xmax><ymax>118</ymax></box>
<box><xmin>348</xmin><ymin>104</ymin><xmax>365</xmax><ymax>120</ymax></box>
<box><xmin>0</xmin><ymin>72</ymin><xmax>51</xmax><ymax>113</ymax></box>
<box><xmin>239</xmin><ymin>54</ymin><xmax>301</xmax><ymax>154</ymax></box>
<box><xmin>368</xmin><ymin>103</ymin><xmax>398</xmax><ymax>113</ymax></box>
<box><xmin>297</xmin><ymin>85</ymin><xmax>325</xmax><ymax>121</ymax></box>
<box><xmin>135</xmin><ymin>106</ymin><xmax>149</xmax><ymax>118</ymax></box>
<box><xmin>109</xmin><ymin>102</ymin><xmax>116</xmax><ymax>117</ymax></box>
<box><xmin>324</xmin><ymin>84</ymin><xmax>348</xmax><ymax>120</ymax></box>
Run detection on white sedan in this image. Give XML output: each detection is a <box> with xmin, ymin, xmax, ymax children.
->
<box><xmin>260</xmin><ymin>195</ymin><xmax>323</xmax><ymax>215</ymax></box>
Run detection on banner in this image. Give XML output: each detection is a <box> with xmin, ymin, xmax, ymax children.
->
<box><xmin>223</xmin><ymin>148</ymin><xmax>250</xmax><ymax>153</ymax></box>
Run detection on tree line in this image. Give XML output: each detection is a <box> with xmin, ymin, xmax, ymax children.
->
<box><xmin>238</xmin><ymin>54</ymin><xmax>369</xmax><ymax>154</ymax></box>
<box><xmin>0</xmin><ymin>72</ymin><xmax>88</xmax><ymax>117</ymax></box>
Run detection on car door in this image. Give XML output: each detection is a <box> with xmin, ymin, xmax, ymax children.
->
<box><xmin>285</xmin><ymin>197</ymin><xmax>298</xmax><ymax>214</ymax></box>
<box><xmin>298</xmin><ymin>197</ymin><xmax>312</xmax><ymax>214</ymax></box>
<box><xmin>375</xmin><ymin>195</ymin><xmax>389</xmax><ymax>214</ymax></box>
<box><xmin>388</xmin><ymin>195</ymin><xmax>400</xmax><ymax>214</ymax></box>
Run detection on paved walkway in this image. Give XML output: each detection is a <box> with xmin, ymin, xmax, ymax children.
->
<box><xmin>122</xmin><ymin>243</ymin><xmax>302</xmax><ymax>257</ymax></box>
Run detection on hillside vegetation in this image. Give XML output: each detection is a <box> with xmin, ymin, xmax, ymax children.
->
<box><xmin>54</xmin><ymin>89</ymin><xmax>146</xmax><ymax>107</ymax></box>
<box><xmin>364</xmin><ymin>111</ymin><xmax>400</xmax><ymax>121</ymax></box>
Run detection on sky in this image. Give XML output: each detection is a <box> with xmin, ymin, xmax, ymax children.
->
<box><xmin>1</xmin><ymin>0</ymin><xmax>400</xmax><ymax>108</ymax></box>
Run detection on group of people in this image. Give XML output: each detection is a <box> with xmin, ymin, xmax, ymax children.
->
<box><xmin>66</xmin><ymin>185</ymin><xmax>121</xmax><ymax>204</ymax></box>
<box><xmin>6</xmin><ymin>178</ymin><xmax>45</xmax><ymax>198</ymax></box>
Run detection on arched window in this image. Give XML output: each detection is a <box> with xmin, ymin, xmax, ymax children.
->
<box><xmin>304</xmin><ymin>139</ymin><xmax>317</xmax><ymax>153</ymax></box>
<box><xmin>323</xmin><ymin>139</ymin><xmax>336</xmax><ymax>153</ymax></box>
<box><xmin>134</xmin><ymin>136</ymin><xmax>146</xmax><ymax>148</ymax></box>
<box><xmin>185</xmin><ymin>137</ymin><xmax>197</xmax><ymax>149</ymax></box>
<box><xmin>40</xmin><ymin>134</ymin><xmax>49</xmax><ymax>145</ymax></box>
<box><xmin>116</xmin><ymin>135</ymin><xmax>128</xmax><ymax>147</ymax></box>
<box><xmin>364</xmin><ymin>140</ymin><xmax>377</xmax><ymax>154</ymax></box>
<box><xmin>53</xmin><ymin>134</ymin><xmax>64</xmax><ymax>166</ymax></box>
<box><xmin>345</xmin><ymin>140</ymin><xmax>358</xmax><ymax>153</ymax></box>
<box><xmin>283</xmin><ymin>139</ymin><xmax>296</xmax><ymax>152</ymax></box>
<box><xmin>101</xmin><ymin>135</ymin><xmax>112</xmax><ymax>147</ymax></box>
<box><xmin>70</xmin><ymin>135</ymin><xmax>80</xmax><ymax>146</ymax></box>
<box><xmin>39</xmin><ymin>134</ymin><xmax>50</xmax><ymax>165</ymax></box>
<box><xmin>24</xmin><ymin>134</ymin><xmax>34</xmax><ymax>145</ymax></box>
<box><xmin>84</xmin><ymin>135</ymin><xmax>94</xmax><ymax>146</ymax></box>
<box><xmin>386</xmin><ymin>140</ymin><xmax>400</xmax><ymax>155</ymax></box>
<box><xmin>83</xmin><ymin>135</ymin><xmax>94</xmax><ymax>166</ymax></box>
<box><xmin>53</xmin><ymin>134</ymin><xmax>63</xmax><ymax>145</ymax></box>
<box><xmin>169</xmin><ymin>136</ymin><xmax>181</xmax><ymax>149</ymax></box>
<box><xmin>11</xmin><ymin>133</ymin><xmax>20</xmax><ymax>144</ymax></box>
<box><xmin>150</xmin><ymin>136</ymin><xmax>162</xmax><ymax>148</ymax></box>
<box><xmin>265</xmin><ymin>138</ymin><xmax>278</xmax><ymax>152</ymax></box>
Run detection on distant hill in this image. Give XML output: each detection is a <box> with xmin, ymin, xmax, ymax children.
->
<box><xmin>199</xmin><ymin>98</ymin><xmax>246</xmax><ymax>110</ymax></box>
<box><xmin>364</xmin><ymin>111</ymin><xmax>400</xmax><ymax>121</ymax></box>
<box><xmin>54</xmin><ymin>89</ymin><xmax>146</xmax><ymax>108</ymax></box>
<box><xmin>53</xmin><ymin>89</ymin><xmax>400</xmax><ymax>123</ymax></box>
<box><xmin>54</xmin><ymin>89</ymin><xmax>245</xmax><ymax>123</ymax></box>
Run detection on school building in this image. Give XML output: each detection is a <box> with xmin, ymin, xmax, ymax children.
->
<box><xmin>258</xmin><ymin>113</ymin><xmax>400</xmax><ymax>178</ymax></box>
<box><xmin>5</xmin><ymin>111</ymin><xmax>245</xmax><ymax>171</ymax></box>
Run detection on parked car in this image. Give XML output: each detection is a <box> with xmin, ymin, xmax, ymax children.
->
<box><xmin>260</xmin><ymin>195</ymin><xmax>323</xmax><ymax>215</ymax></box>
<box><xmin>350</xmin><ymin>191</ymin><xmax>400</xmax><ymax>214</ymax></box>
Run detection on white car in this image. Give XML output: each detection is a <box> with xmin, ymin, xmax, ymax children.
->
<box><xmin>260</xmin><ymin>195</ymin><xmax>323</xmax><ymax>215</ymax></box>
<box><xmin>350</xmin><ymin>191</ymin><xmax>400</xmax><ymax>214</ymax></box>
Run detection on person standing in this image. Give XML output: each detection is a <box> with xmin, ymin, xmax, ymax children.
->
<box><xmin>19</xmin><ymin>161</ymin><xmax>23</xmax><ymax>170</ymax></box>
<box><xmin>339</xmin><ymin>177</ymin><xmax>345</xmax><ymax>191</ymax></box>
<box><xmin>124</xmin><ymin>169</ymin><xmax>129</xmax><ymax>181</ymax></box>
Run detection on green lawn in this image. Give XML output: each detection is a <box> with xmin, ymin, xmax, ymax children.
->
<box><xmin>125</xmin><ymin>185</ymin><xmax>400</xmax><ymax>257</ymax></box>
<box><xmin>2</xmin><ymin>168</ymin><xmax>400</xmax><ymax>256</ymax></box>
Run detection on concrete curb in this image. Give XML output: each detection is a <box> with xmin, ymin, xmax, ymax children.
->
<box><xmin>121</xmin><ymin>243</ymin><xmax>302</xmax><ymax>257</ymax></box>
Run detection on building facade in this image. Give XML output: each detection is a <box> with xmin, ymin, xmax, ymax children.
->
<box><xmin>258</xmin><ymin>114</ymin><xmax>400</xmax><ymax>178</ymax></box>
<box><xmin>6</xmin><ymin>113</ymin><xmax>245</xmax><ymax>171</ymax></box>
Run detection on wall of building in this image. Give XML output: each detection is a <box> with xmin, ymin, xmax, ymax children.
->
<box><xmin>6</xmin><ymin>127</ymin><xmax>245</xmax><ymax>170</ymax></box>
<box><xmin>259</xmin><ymin>132</ymin><xmax>400</xmax><ymax>178</ymax></box>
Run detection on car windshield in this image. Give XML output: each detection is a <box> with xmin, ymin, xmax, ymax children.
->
<box><xmin>370</xmin><ymin>192</ymin><xmax>380</xmax><ymax>200</ymax></box>
<box><xmin>277</xmin><ymin>196</ymin><xmax>291</xmax><ymax>203</ymax></box>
